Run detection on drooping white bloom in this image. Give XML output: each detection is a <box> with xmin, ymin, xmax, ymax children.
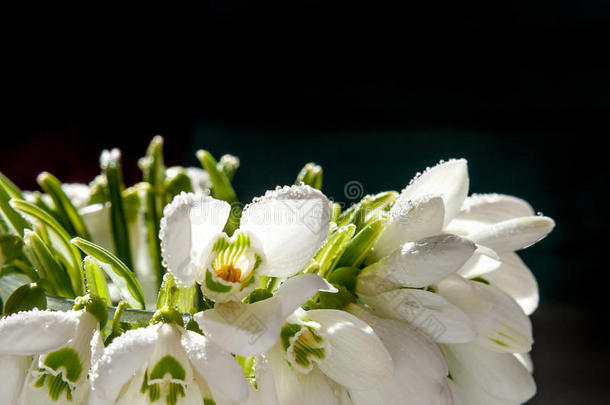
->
<box><xmin>254</xmin><ymin>307</ymin><xmax>393</xmax><ymax>405</ymax></box>
<box><xmin>0</xmin><ymin>308</ymin><xmax>102</xmax><ymax>405</ymax></box>
<box><xmin>89</xmin><ymin>320</ymin><xmax>249</xmax><ymax>405</ymax></box>
<box><xmin>445</xmin><ymin>192</ymin><xmax>554</xmax><ymax>315</ymax></box>
<box><xmin>346</xmin><ymin>304</ymin><xmax>452</xmax><ymax>405</ymax></box>
<box><xmin>194</xmin><ymin>274</ymin><xmax>336</xmax><ymax>357</ymax></box>
<box><xmin>159</xmin><ymin>185</ymin><xmax>331</xmax><ymax>303</ymax></box>
<box><xmin>442</xmin><ymin>342</ymin><xmax>536</xmax><ymax>404</ymax></box>
<box><xmin>356</xmin><ymin>233</ymin><xmax>478</xmax><ymax>344</ymax></box>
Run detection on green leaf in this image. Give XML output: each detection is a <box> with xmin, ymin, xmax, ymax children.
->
<box><xmin>0</xmin><ymin>172</ymin><xmax>24</xmax><ymax>199</ymax></box>
<box><xmin>10</xmin><ymin>199</ymin><xmax>85</xmax><ymax>296</ymax></box>
<box><xmin>71</xmin><ymin>237</ymin><xmax>145</xmax><ymax>310</ymax></box>
<box><xmin>337</xmin><ymin>217</ymin><xmax>387</xmax><ymax>268</ymax></box>
<box><xmin>305</xmin><ymin>224</ymin><xmax>356</xmax><ymax>278</ymax></box>
<box><xmin>197</xmin><ymin>150</ymin><xmax>241</xmax><ymax>235</ymax></box>
<box><xmin>318</xmin><ymin>284</ymin><xmax>355</xmax><ymax>310</ymax></box>
<box><xmin>138</xmin><ymin>137</ymin><xmax>166</xmax><ymax>290</ymax></box>
<box><xmin>23</xmin><ymin>230</ymin><xmax>74</xmax><ymax>298</ymax></box>
<box><xmin>37</xmin><ymin>172</ymin><xmax>91</xmax><ymax>240</ymax></box>
<box><xmin>83</xmin><ymin>256</ymin><xmax>112</xmax><ymax>306</ymax></box>
<box><xmin>0</xmin><ymin>234</ymin><xmax>24</xmax><ymax>266</ymax></box>
<box><xmin>327</xmin><ymin>266</ymin><xmax>361</xmax><ymax>292</ymax></box>
<box><xmin>0</xmin><ymin>181</ymin><xmax>30</xmax><ymax>236</ymax></box>
<box><xmin>101</xmin><ymin>149</ymin><xmax>133</xmax><ymax>270</ymax></box>
<box><xmin>3</xmin><ymin>282</ymin><xmax>47</xmax><ymax>315</ymax></box>
<box><xmin>295</xmin><ymin>163</ymin><xmax>323</xmax><ymax>190</ymax></box>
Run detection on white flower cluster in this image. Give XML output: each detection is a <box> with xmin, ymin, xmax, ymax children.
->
<box><xmin>0</xmin><ymin>144</ymin><xmax>553</xmax><ymax>405</ymax></box>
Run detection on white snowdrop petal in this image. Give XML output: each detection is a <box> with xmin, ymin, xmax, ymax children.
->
<box><xmin>253</xmin><ymin>354</ymin><xmax>280</xmax><ymax>405</ymax></box>
<box><xmin>159</xmin><ymin>192</ymin><xmax>230</xmax><ymax>287</ymax></box>
<box><xmin>399</xmin><ymin>159</ymin><xmax>469</xmax><ymax>226</ymax></box>
<box><xmin>0</xmin><ymin>310</ymin><xmax>79</xmax><ymax>355</ymax></box>
<box><xmin>459</xmin><ymin>194</ymin><xmax>535</xmax><ymax>223</ymax></box>
<box><xmin>361</xmin><ymin>288</ymin><xmax>477</xmax><ymax>344</ymax></box>
<box><xmin>448</xmin><ymin>378</ymin><xmax>518</xmax><ymax>405</ymax></box>
<box><xmin>443</xmin><ymin>342</ymin><xmax>536</xmax><ymax>403</ymax></box>
<box><xmin>347</xmin><ymin>305</ymin><xmax>450</xmax><ymax>405</ymax></box>
<box><xmin>484</xmin><ymin>253</ymin><xmax>539</xmax><ymax>315</ymax></box>
<box><xmin>0</xmin><ymin>354</ymin><xmax>30</xmax><ymax>405</ymax></box>
<box><xmin>360</xmin><ymin>234</ymin><xmax>476</xmax><ymax>289</ymax></box>
<box><xmin>437</xmin><ymin>276</ymin><xmax>533</xmax><ymax>353</ymax></box>
<box><xmin>89</xmin><ymin>324</ymin><xmax>159</xmax><ymax>402</ymax></box>
<box><xmin>370</xmin><ymin>196</ymin><xmax>445</xmax><ymax>261</ymax></box>
<box><xmin>514</xmin><ymin>352</ymin><xmax>534</xmax><ymax>374</ymax></box>
<box><xmin>307</xmin><ymin>309</ymin><xmax>392</xmax><ymax>390</ymax></box>
<box><xmin>195</xmin><ymin>274</ymin><xmax>335</xmax><ymax>357</ymax></box>
<box><xmin>469</xmin><ymin>216</ymin><xmax>555</xmax><ymax>253</ymax></box>
<box><xmin>265</xmin><ymin>345</ymin><xmax>340</xmax><ymax>405</ymax></box>
<box><xmin>240</xmin><ymin>185</ymin><xmax>331</xmax><ymax>278</ymax></box>
<box><xmin>181</xmin><ymin>330</ymin><xmax>249</xmax><ymax>403</ymax></box>
<box><xmin>457</xmin><ymin>245</ymin><xmax>501</xmax><ymax>278</ymax></box>
<box><xmin>80</xmin><ymin>203</ymin><xmax>114</xmax><ymax>252</ymax></box>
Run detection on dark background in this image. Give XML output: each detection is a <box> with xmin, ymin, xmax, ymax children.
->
<box><xmin>3</xmin><ymin>1</ymin><xmax>609</xmax><ymax>403</ymax></box>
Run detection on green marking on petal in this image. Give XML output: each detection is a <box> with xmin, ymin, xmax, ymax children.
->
<box><xmin>280</xmin><ymin>321</ymin><xmax>327</xmax><ymax>374</ymax></box>
<box><xmin>32</xmin><ymin>347</ymin><xmax>83</xmax><ymax>401</ymax></box>
<box><xmin>43</xmin><ymin>348</ymin><xmax>83</xmax><ymax>382</ymax></box>
<box><xmin>204</xmin><ymin>399</ymin><xmax>217</xmax><ymax>405</ymax></box>
<box><xmin>141</xmin><ymin>355</ymin><xmax>187</xmax><ymax>405</ymax></box>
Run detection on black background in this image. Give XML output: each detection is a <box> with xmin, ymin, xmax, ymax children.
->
<box><xmin>3</xmin><ymin>1</ymin><xmax>609</xmax><ymax>403</ymax></box>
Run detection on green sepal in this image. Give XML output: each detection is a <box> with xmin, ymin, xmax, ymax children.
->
<box><xmin>337</xmin><ymin>217</ymin><xmax>387</xmax><ymax>268</ymax></box>
<box><xmin>3</xmin><ymin>282</ymin><xmax>47</xmax><ymax>315</ymax></box>
<box><xmin>83</xmin><ymin>256</ymin><xmax>112</xmax><ymax>306</ymax></box>
<box><xmin>73</xmin><ymin>294</ymin><xmax>108</xmax><ymax>328</ymax></box>
<box><xmin>185</xmin><ymin>317</ymin><xmax>203</xmax><ymax>334</ymax></box>
<box><xmin>10</xmin><ymin>199</ymin><xmax>85</xmax><ymax>296</ymax></box>
<box><xmin>327</xmin><ymin>266</ymin><xmax>361</xmax><ymax>292</ymax></box>
<box><xmin>197</xmin><ymin>150</ymin><xmax>241</xmax><ymax>235</ymax></box>
<box><xmin>71</xmin><ymin>237</ymin><xmax>145</xmax><ymax>310</ymax></box>
<box><xmin>0</xmin><ymin>234</ymin><xmax>24</xmax><ymax>266</ymax></box>
<box><xmin>243</xmin><ymin>288</ymin><xmax>273</xmax><ymax>304</ymax></box>
<box><xmin>318</xmin><ymin>284</ymin><xmax>355</xmax><ymax>310</ymax></box>
<box><xmin>23</xmin><ymin>229</ymin><xmax>74</xmax><ymax>298</ymax></box>
<box><xmin>37</xmin><ymin>172</ymin><xmax>91</xmax><ymax>240</ymax></box>
<box><xmin>151</xmin><ymin>306</ymin><xmax>184</xmax><ymax>327</ymax></box>
<box><xmin>295</xmin><ymin>163</ymin><xmax>323</xmax><ymax>190</ymax></box>
<box><xmin>101</xmin><ymin>148</ymin><xmax>133</xmax><ymax>270</ymax></box>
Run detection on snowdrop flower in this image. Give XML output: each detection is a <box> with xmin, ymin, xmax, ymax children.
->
<box><xmin>254</xmin><ymin>307</ymin><xmax>392</xmax><ymax>405</ymax></box>
<box><xmin>444</xmin><ymin>193</ymin><xmax>555</xmax><ymax>315</ymax></box>
<box><xmin>194</xmin><ymin>274</ymin><xmax>336</xmax><ymax>357</ymax></box>
<box><xmin>356</xmin><ymin>233</ymin><xmax>478</xmax><ymax>344</ymax></box>
<box><xmin>89</xmin><ymin>308</ymin><xmax>249</xmax><ymax>405</ymax></box>
<box><xmin>346</xmin><ymin>304</ymin><xmax>452</xmax><ymax>405</ymax></box>
<box><xmin>442</xmin><ymin>342</ymin><xmax>536</xmax><ymax>404</ymax></box>
<box><xmin>159</xmin><ymin>185</ymin><xmax>331</xmax><ymax>303</ymax></box>
<box><xmin>0</xmin><ymin>295</ymin><xmax>106</xmax><ymax>405</ymax></box>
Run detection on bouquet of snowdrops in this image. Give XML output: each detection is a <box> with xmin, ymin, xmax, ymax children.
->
<box><xmin>0</xmin><ymin>136</ymin><xmax>554</xmax><ymax>405</ymax></box>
